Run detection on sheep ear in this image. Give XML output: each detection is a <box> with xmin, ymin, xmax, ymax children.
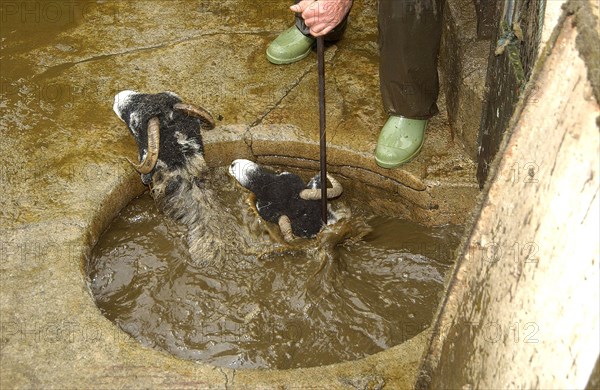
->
<box><xmin>278</xmin><ymin>215</ymin><xmax>295</xmax><ymax>242</ymax></box>
<box><xmin>299</xmin><ymin>174</ymin><xmax>343</xmax><ymax>200</ymax></box>
<box><xmin>173</xmin><ymin>102</ymin><xmax>215</xmax><ymax>129</ymax></box>
<box><xmin>127</xmin><ymin>116</ymin><xmax>160</xmax><ymax>174</ymax></box>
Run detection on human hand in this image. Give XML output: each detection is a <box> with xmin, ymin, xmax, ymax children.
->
<box><xmin>290</xmin><ymin>0</ymin><xmax>353</xmax><ymax>37</ymax></box>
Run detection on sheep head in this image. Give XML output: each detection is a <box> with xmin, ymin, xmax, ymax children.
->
<box><xmin>113</xmin><ymin>90</ymin><xmax>214</xmax><ymax>184</ymax></box>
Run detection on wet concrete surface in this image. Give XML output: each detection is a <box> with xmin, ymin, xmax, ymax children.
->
<box><xmin>1</xmin><ymin>0</ymin><xmax>479</xmax><ymax>388</ymax></box>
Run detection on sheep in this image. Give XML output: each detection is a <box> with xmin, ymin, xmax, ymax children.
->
<box><xmin>228</xmin><ymin>159</ymin><xmax>343</xmax><ymax>241</ymax></box>
<box><xmin>113</xmin><ymin>90</ymin><xmax>246</xmax><ymax>265</ymax></box>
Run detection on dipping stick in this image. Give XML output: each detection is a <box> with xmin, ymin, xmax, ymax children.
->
<box><xmin>317</xmin><ymin>36</ymin><xmax>327</xmax><ymax>223</ymax></box>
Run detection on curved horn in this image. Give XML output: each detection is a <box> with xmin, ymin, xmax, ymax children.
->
<box><xmin>174</xmin><ymin>102</ymin><xmax>215</xmax><ymax>129</ymax></box>
<box><xmin>278</xmin><ymin>215</ymin><xmax>295</xmax><ymax>242</ymax></box>
<box><xmin>299</xmin><ymin>174</ymin><xmax>343</xmax><ymax>200</ymax></box>
<box><xmin>127</xmin><ymin>116</ymin><xmax>160</xmax><ymax>174</ymax></box>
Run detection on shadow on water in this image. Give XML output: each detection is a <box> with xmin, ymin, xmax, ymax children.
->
<box><xmin>88</xmin><ymin>166</ymin><xmax>463</xmax><ymax>369</ymax></box>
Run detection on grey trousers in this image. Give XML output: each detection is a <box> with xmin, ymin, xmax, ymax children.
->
<box><xmin>296</xmin><ymin>0</ymin><xmax>444</xmax><ymax>120</ymax></box>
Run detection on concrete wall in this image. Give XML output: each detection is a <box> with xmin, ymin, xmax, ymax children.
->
<box><xmin>441</xmin><ymin>0</ymin><xmax>570</xmax><ymax>176</ymax></box>
<box><xmin>417</xmin><ymin>2</ymin><xmax>600</xmax><ymax>388</ymax></box>
<box><xmin>439</xmin><ymin>0</ymin><xmax>489</xmax><ymax>160</ymax></box>
<box><xmin>476</xmin><ymin>0</ymin><xmax>547</xmax><ymax>185</ymax></box>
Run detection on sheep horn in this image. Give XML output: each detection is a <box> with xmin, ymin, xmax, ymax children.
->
<box><xmin>278</xmin><ymin>215</ymin><xmax>295</xmax><ymax>242</ymax></box>
<box><xmin>174</xmin><ymin>102</ymin><xmax>215</xmax><ymax>129</ymax></box>
<box><xmin>299</xmin><ymin>174</ymin><xmax>343</xmax><ymax>200</ymax></box>
<box><xmin>127</xmin><ymin>116</ymin><xmax>160</xmax><ymax>174</ymax></box>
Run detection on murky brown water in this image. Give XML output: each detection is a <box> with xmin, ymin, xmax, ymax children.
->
<box><xmin>88</xmin><ymin>166</ymin><xmax>462</xmax><ymax>369</ymax></box>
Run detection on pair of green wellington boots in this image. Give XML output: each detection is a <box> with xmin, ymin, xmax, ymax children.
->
<box><xmin>267</xmin><ymin>26</ymin><xmax>426</xmax><ymax>168</ymax></box>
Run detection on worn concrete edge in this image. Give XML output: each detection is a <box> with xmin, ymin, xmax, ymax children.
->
<box><xmin>233</xmin><ymin>329</ymin><xmax>432</xmax><ymax>389</ymax></box>
<box><xmin>586</xmin><ymin>355</ymin><xmax>600</xmax><ymax>389</ymax></box>
<box><xmin>414</xmin><ymin>6</ymin><xmax>592</xmax><ymax>388</ymax></box>
<box><xmin>565</xmin><ymin>0</ymin><xmax>600</xmax><ymax>112</ymax></box>
<box><xmin>204</xmin><ymin>124</ymin><xmax>428</xmax><ymax>191</ymax></box>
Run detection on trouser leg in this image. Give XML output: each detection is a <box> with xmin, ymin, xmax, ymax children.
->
<box><xmin>294</xmin><ymin>0</ymin><xmax>351</xmax><ymax>41</ymax></box>
<box><xmin>378</xmin><ymin>0</ymin><xmax>444</xmax><ymax>119</ymax></box>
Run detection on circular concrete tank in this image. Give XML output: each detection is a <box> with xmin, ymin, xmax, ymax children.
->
<box><xmin>72</xmin><ymin>125</ymin><xmax>474</xmax><ymax>388</ymax></box>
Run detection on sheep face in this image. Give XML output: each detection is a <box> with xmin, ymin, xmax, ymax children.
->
<box><xmin>229</xmin><ymin>159</ymin><xmax>342</xmax><ymax>239</ymax></box>
<box><xmin>113</xmin><ymin>90</ymin><xmax>214</xmax><ymax>184</ymax></box>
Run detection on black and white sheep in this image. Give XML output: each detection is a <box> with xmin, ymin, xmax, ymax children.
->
<box><xmin>229</xmin><ymin>159</ymin><xmax>343</xmax><ymax>241</ymax></box>
<box><xmin>113</xmin><ymin>90</ymin><xmax>240</xmax><ymax>263</ymax></box>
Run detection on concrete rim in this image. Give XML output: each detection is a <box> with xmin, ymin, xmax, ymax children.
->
<box><xmin>78</xmin><ymin>125</ymin><xmax>447</xmax><ymax>388</ymax></box>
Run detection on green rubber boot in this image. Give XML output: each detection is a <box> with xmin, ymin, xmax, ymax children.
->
<box><xmin>375</xmin><ymin>116</ymin><xmax>427</xmax><ymax>168</ymax></box>
<box><xmin>266</xmin><ymin>26</ymin><xmax>315</xmax><ymax>65</ymax></box>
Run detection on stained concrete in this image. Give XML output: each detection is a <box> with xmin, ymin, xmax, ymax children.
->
<box><xmin>1</xmin><ymin>0</ymin><xmax>478</xmax><ymax>388</ymax></box>
<box><xmin>417</xmin><ymin>4</ymin><xmax>600</xmax><ymax>388</ymax></box>
<box><xmin>440</xmin><ymin>0</ymin><xmax>489</xmax><ymax>161</ymax></box>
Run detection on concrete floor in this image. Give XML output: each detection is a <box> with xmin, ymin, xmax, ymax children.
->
<box><xmin>0</xmin><ymin>0</ymin><xmax>479</xmax><ymax>388</ymax></box>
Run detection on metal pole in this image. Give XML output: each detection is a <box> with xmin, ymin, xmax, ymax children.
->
<box><xmin>317</xmin><ymin>36</ymin><xmax>327</xmax><ymax>223</ymax></box>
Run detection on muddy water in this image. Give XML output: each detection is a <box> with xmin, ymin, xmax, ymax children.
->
<box><xmin>88</xmin><ymin>167</ymin><xmax>462</xmax><ymax>369</ymax></box>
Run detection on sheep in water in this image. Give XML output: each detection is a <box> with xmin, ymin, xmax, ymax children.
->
<box><xmin>112</xmin><ymin>90</ymin><xmax>349</xmax><ymax>265</ymax></box>
<box><xmin>113</xmin><ymin>90</ymin><xmax>237</xmax><ymax>265</ymax></box>
<box><xmin>229</xmin><ymin>159</ymin><xmax>343</xmax><ymax>242</ymax></box>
